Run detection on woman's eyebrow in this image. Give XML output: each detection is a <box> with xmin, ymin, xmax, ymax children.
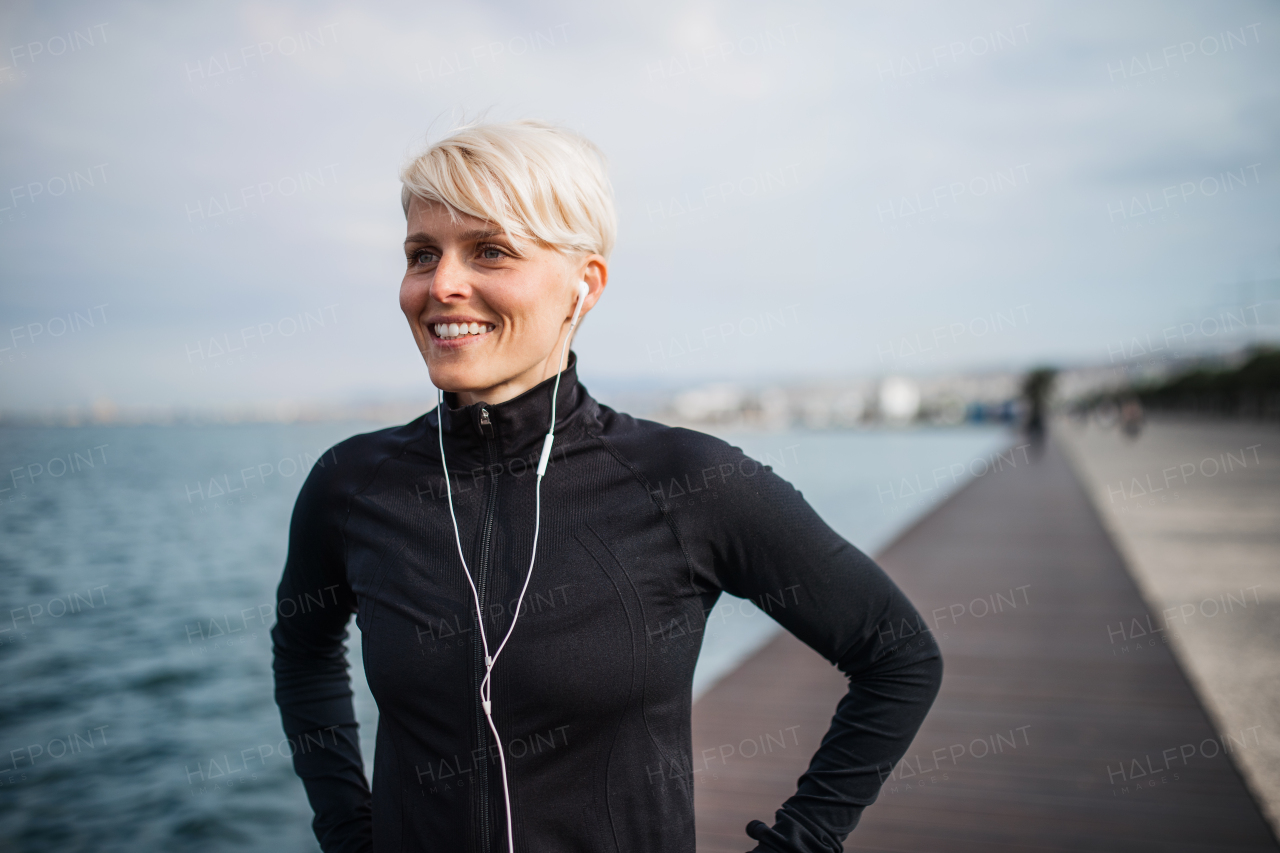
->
<box><xmin>404</xmin><ymin>229</ymin><xmax>504</xmax><ymax>245</ymax></box>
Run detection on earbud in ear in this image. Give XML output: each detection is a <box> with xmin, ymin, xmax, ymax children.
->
<box><xmin>569</xmin><ymin>280</ymin><xmax>589</xmax><ymax>329</ymax></box>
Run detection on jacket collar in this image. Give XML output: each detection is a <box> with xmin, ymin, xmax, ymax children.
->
<box><xmin>429</xmin><ymin>352</ymin><xmax>597</xmax><ymax>465</ymax></box>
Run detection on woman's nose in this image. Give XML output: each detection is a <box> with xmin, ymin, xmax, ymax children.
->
<box><xmin>429</xmin><ymin>253</ymin><xmax>471</xmax><ymax>303</ymax></box>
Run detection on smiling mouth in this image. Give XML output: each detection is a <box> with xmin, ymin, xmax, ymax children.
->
<box><xmin>433</xmin><ymin>322</ymin><xmax>495</xmax><ymax>340</ymax></box>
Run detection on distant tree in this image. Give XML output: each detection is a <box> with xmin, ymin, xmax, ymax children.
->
<box><xmin>1136</xmin><ymin>346</ymin><xmax>1279</xmax><ymax>418</ymax></box>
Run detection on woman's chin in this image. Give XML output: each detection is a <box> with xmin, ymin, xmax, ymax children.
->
<box><xmin>427</xmin><ymin>365</ymin><xmax>490</xmax><ymax>398</ymax></box>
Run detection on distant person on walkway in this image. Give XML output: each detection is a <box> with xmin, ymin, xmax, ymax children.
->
<box><xmin>1021</xmin><ymin>367</ymin><xmax>1056</xmax><ymax>453</ymax></box>
<box><xmin>1119</xmin><ymin>396</ymin><xmax>1144</xmax><ymax>438</ymax></box>
<box><xmin>271</xmin><ymin>120</ymin><xmax>943</xmax><ymax>853</ymax></box>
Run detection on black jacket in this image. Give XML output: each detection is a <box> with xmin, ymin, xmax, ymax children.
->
<box><xmin>271</xmin><ymin>358</ymin><xmax>943</xmax><ymax>853</ymax></box>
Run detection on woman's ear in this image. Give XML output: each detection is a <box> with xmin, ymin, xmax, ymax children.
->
<box><xmin>576</xmin><ymin>254</ymin><xmax>608</xmax><ymax>317</ymax></box>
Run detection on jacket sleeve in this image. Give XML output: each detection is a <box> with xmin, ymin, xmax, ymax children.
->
<box><xmin>271</xmin><ymin>451</ymin><xmax>373</xmax><ymax>853</ymax></box>
<box><xmin>664</xmin><ymin>432</ymin><xmax>943</xmax><ymax>852</ymax></box>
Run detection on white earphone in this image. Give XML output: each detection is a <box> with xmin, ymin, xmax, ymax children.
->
<box><xmin>436</xmin><ymin>279</ymin><xmax>589</xmax><ymax>853</ymax></box>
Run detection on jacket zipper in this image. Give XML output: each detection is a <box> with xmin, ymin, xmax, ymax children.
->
<box><xmin>474</xmin><ymin>406</ymin><xmax>498</xmax><ymax>853</ymax></box>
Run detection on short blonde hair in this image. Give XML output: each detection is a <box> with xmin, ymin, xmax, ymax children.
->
<box><xmin>400</xmin><ymin>120</ymin><xmax>617</xmax><ymax>259</ymax></box>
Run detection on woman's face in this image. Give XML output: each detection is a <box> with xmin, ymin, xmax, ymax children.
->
<box><xmin>400</xmin><ymin>196</ymin><xmax>606</xmax><ymax>406</ymax></box>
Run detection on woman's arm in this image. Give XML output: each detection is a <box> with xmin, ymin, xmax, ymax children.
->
<box><xmin>271</xmin><ymin>456</ymin><xmax>373</xmax><ymax>853</ymax></box>
<box><xmin>745</xmin><ymin>634</ymin><xmax>942</xmax><ymax>851</ymax></box>
<box><xmin>653</xmin><ymin>431</ymin><xmax>944</xmax><ymax>852</ymax></box>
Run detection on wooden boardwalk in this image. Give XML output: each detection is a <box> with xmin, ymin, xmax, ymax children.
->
<box><xmin>691</xmin><ymin>439</ymin><xmax>1279</xmax><ymax>852</ymax></box>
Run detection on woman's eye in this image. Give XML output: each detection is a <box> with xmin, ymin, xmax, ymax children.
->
<box><xmin>481</xmin><ymin>247</ymin><xmax>504</xmax><ymax>260</ymax></box>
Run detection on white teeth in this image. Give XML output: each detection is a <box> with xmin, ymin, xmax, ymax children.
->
<box><xmin>433</xmin><ymin>322</ymin><xmax>494</xmax><ymax>339</ymax></box>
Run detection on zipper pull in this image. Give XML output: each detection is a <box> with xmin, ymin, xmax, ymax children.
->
<box><xmin>479</xmin><ymin>407</ymin><xmax>494</xmax><ymax>436</ymax></box>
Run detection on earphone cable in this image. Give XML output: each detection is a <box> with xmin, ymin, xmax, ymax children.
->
<box><xmin>436</xmin><ymin>290</ymin><xmax>583</xmax><ymax>853</ymax></box>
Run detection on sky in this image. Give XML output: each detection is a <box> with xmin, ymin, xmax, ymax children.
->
<box><xmin>0</xmin><ymin>0</ymin><xmax>1277</xmax><ymax>413</ymax></box>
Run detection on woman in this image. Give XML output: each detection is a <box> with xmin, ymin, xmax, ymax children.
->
<box><xmin>272</xmin><ymin>120</ymin><xmax>943</xmax><ymax>853</ymax></box>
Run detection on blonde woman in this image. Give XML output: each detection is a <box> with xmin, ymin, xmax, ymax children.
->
<box><xmin>272</xmin><ymin>120</ymin><xmax>942</xmax><ymax>853</ymax></box>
